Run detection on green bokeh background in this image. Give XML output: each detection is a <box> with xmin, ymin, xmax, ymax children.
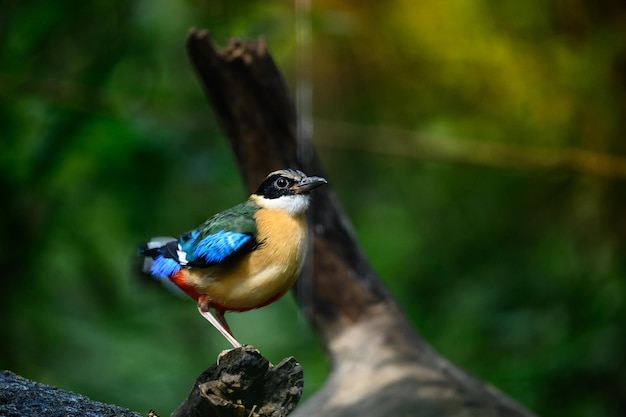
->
<box><xmin>1</xmin><ymin>1</ymin><xmax>625</xmax><ymax>416</ymax></box>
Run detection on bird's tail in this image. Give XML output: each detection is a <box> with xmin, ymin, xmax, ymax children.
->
<box><xmin>137</xmin><ymin>236</ymin><xmax>177</xmax><ymax>275</ymax></box>
<box><xmin>137</xmin><ymin>236</ymin><xmax>187</xmax><ymax>297</ymax></box>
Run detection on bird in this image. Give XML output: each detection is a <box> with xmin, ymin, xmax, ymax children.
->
<box><xmin>138</xmin><ymin>169</ymin><xmax>327</xmax><ymax>348</ymax></box>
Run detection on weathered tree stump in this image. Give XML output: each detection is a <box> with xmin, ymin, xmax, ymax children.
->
<box><xmin>186</xmin><ymin>29</ymin><xmax>538</xmax><ymax>417</ymax></box>
<box><xmin>171</xmin><ymin>346</ymin><xmax>303</xmax><ymax>417</ymax></box>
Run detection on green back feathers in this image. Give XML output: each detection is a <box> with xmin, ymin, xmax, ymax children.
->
<box><xmin>195</xmin><ymin>202</ymin><xmax>258</xmax><ymax>241</ymax></box>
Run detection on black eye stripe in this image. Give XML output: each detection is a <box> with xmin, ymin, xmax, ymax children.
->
<box><xmin>255</xmin><ymin>173</ymin><xmax>299</xmax><ymax>199</ymax></box>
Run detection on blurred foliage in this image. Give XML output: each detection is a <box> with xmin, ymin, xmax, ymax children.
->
<box><xmin>1</xmin><ymin>0</ymin><xmax>625</xmax><ymax>416</ymax></box>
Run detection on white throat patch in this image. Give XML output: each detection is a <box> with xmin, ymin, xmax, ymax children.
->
<box><xmin>251</xmin><ymin>194</ymin><xmax>310</xmax><ymax>215</ymax></box>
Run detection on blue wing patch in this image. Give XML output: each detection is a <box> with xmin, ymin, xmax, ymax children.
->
<box><xmin>151</xmin><ymin>256</ymin><xmax>182</xmax><ymax>278</ymax></box>
<box><xmin>192</xmin><ymin>231</ymin><xmax>252</xmax><ymax>264</ymax></box>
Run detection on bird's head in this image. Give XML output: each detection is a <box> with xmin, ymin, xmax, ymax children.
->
<box><xmin>250</xmin><ymin>169</ymin><xmax>327</xmax><ymax>215</ymax></box>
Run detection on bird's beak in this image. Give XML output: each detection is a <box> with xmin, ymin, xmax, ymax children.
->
<box><xmin>292</xmin><ymin>175</ymin><xmax>327</xmax><ymax>194</ymax></box>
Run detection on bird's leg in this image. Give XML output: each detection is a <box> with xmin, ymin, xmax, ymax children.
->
<box><xmin>197</xmin><ymin>297</ymin><xmax>242</xmax><ymax>348</ymax></box>
<box><xmin>214</xmin><ymin>309</ymin><xmax>234</xmax><ymax>336</ymax></box>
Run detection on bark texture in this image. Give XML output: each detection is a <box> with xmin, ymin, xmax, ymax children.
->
<box><xmin>0</xmin><ymin>370</ymin><xmax>142</xmax><ymax>417</ymax></box>
<box><xmin>171</xmin><ymin>346</ymin><xmax>303</xmax><ymax>417</ymax></box>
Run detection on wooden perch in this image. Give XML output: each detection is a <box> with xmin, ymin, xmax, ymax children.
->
<box><xmin>171</xmin><ymin>346</ymin><xmax>303</xmax><ymax>417</ymax></box>
<box><xmin>186</xmin><ymin>29</ymin><xmax>538</xmax><ymax>417</ymax></box>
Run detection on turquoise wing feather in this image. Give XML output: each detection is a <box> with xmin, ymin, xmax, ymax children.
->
<box><xmin>182</xmin><ymin>203</ymin><xmax>258</xmax><ymax>267</ymax></box>
<box><xmin>146</xmin><ymin>203</ymin><xmax>258</xmax><ymax>277</ymax></box>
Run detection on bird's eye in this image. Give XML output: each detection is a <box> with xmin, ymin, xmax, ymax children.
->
<box><xmin>275</xmin><ymin>177</ymin><xmax>289</xmax><ymax>188</ymax></box>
